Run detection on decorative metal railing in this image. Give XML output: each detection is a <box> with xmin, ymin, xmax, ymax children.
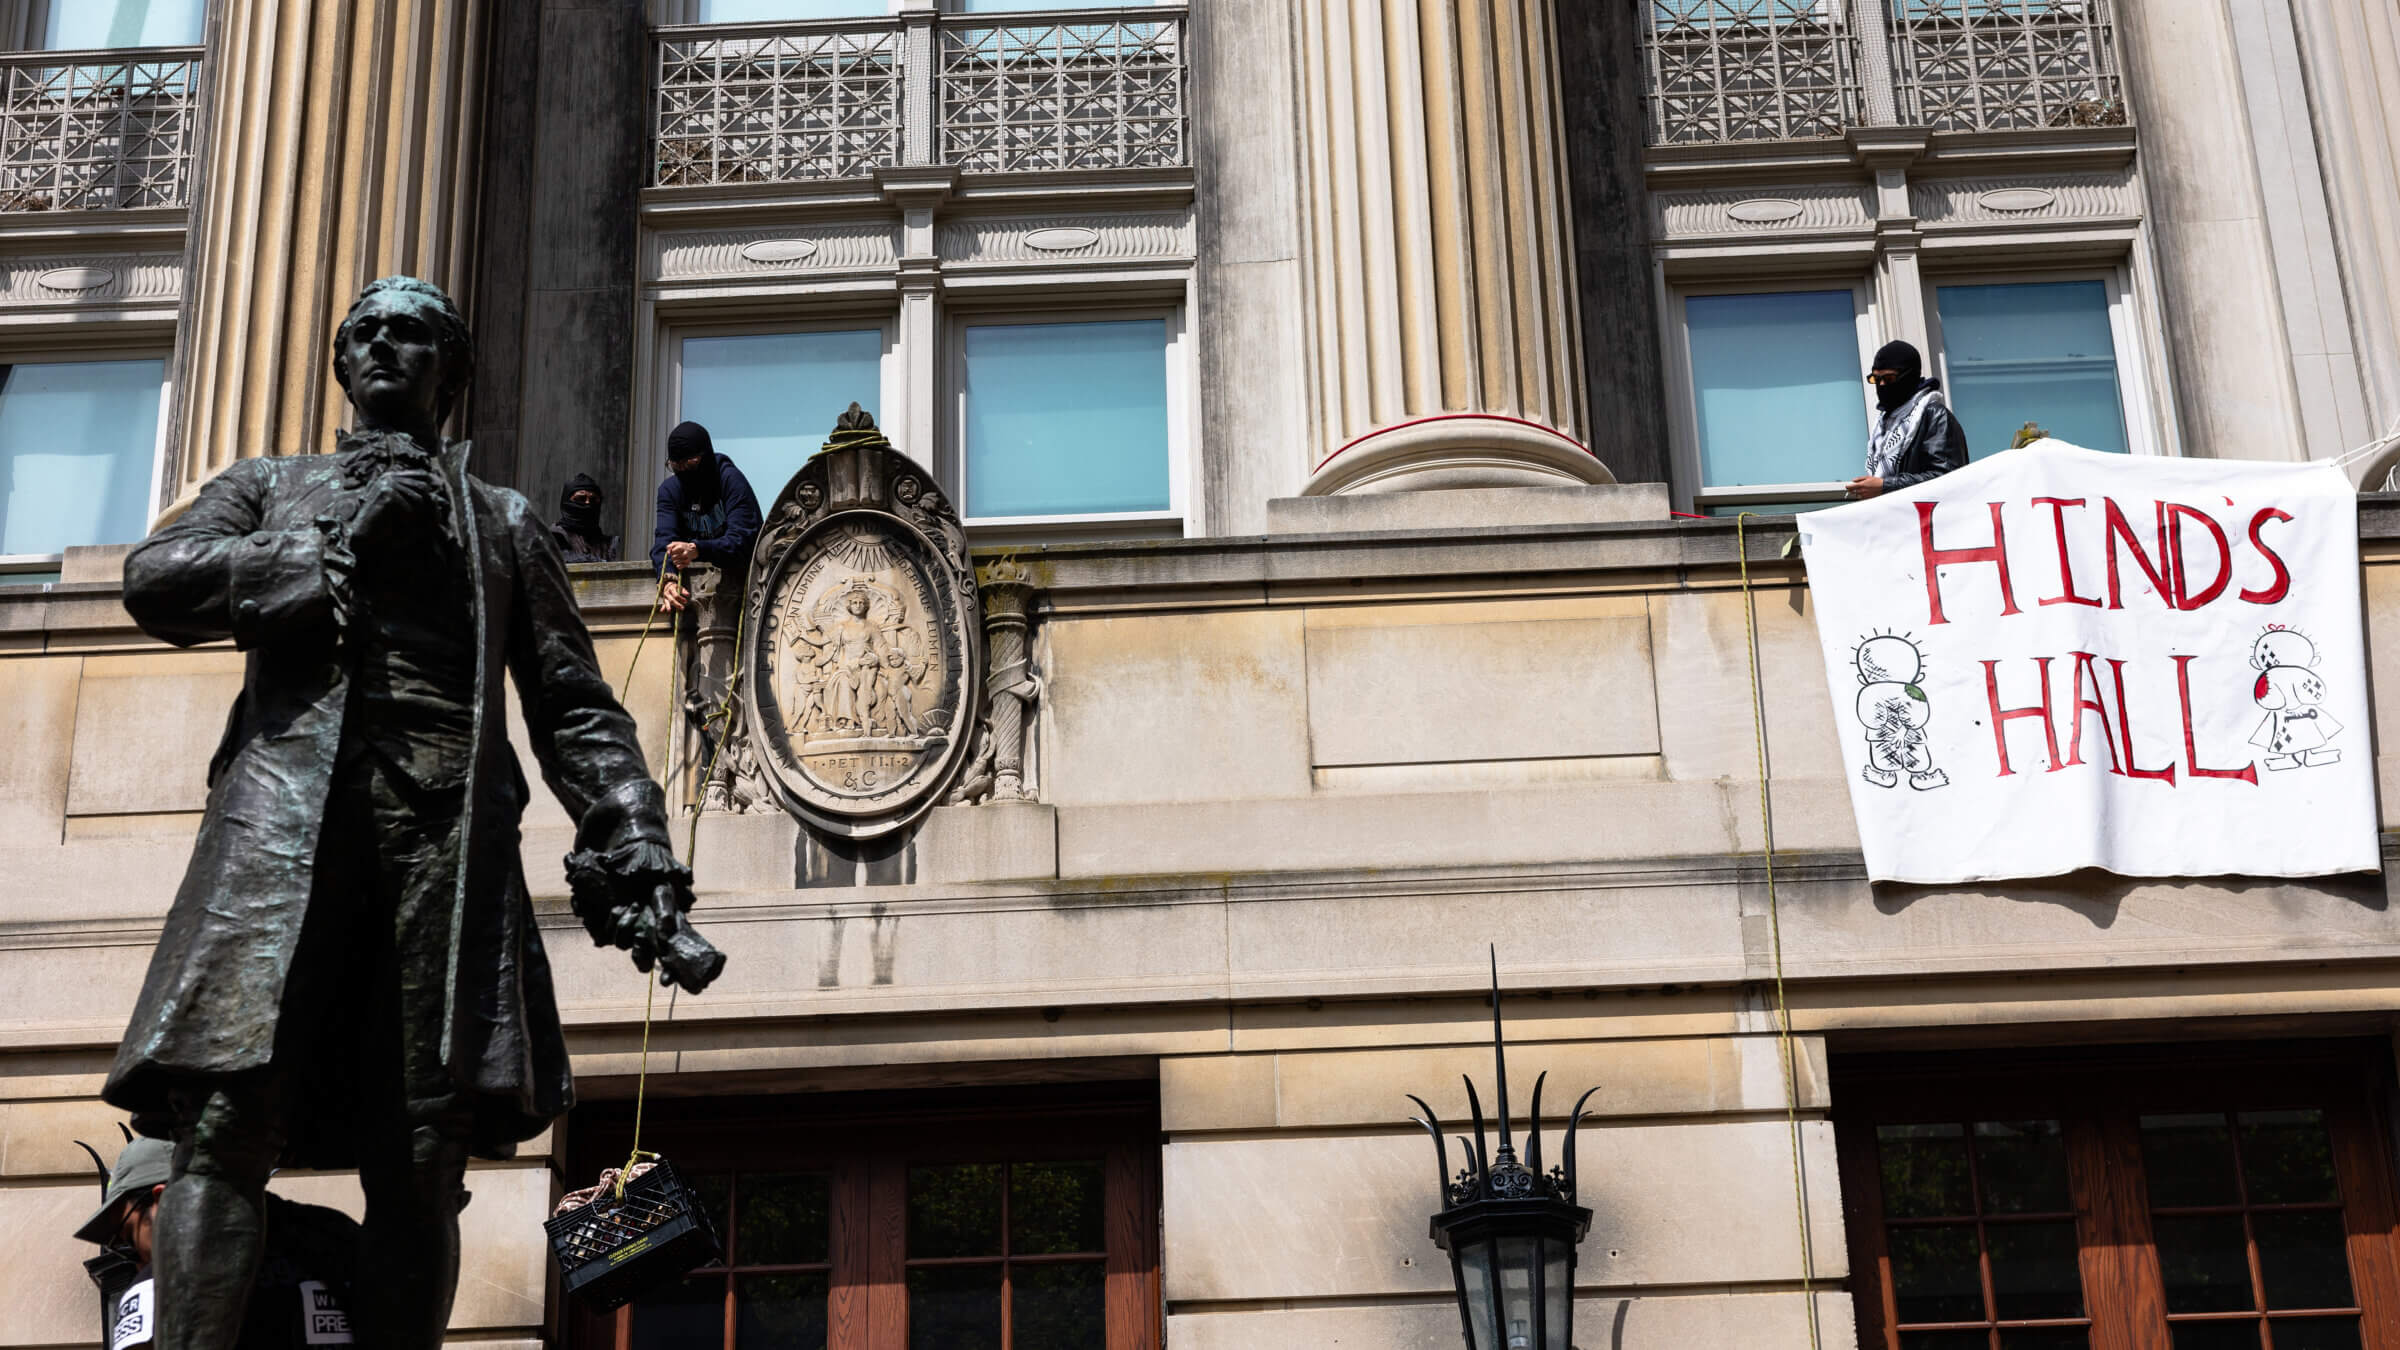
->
<box><xmin>1643</xmin><ymin>1</ymin><xmax>1863</xmax><ymax>145</ymax></box>
<box><xmin>938</xmin><ymin>15</ymin><xmax>1186</xmax><ymax>174</ymax></box>
<box><xmin>653</xmin><ymin>9</ymin><xmax>1187</xmax><ymax>188</ymax></box>
<box><xmin>0</xmin><ymin>47</ymin><xmax>200</xmax><ymax>211</ymax></box>
<box><xmin>1641</xmin><ymin>0</ymin><xmax>2126</xmax><ymax>145</ymax></box>
<box><xmin>655</xmin><ymin>21</ymin><xmax>906</xmax><ymax>187</ymax></box>
<box><xmin>1887</xmin><ymin>0</ymin><xmax>2126</xmax><ymax>131</ymax></box>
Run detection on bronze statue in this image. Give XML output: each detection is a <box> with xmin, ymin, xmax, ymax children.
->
<box><xmin>106</xmin><ymin>276</ymin><xmax>722</xmax><ymax>1350</ymax></box>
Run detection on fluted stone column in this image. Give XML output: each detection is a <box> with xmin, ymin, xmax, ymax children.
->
<box><xmin>1293</xmin><ymin>0</ymin><xmax>1607</xmax><ymax>496</ymax></box>
<box><xmin>164</xmin><ymin>0</ymin><xmax>490</xmax><ymax>513</ymax></box>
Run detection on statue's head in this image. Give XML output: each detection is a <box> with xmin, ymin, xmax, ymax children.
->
<box><xmin>846</xmin><ymin>592</ymin><xmax>870</xmax><ymax>617</ymax></box>
<box><xmin>332</xmin><ymin>276</ymin><xmax>473</xmax><ymax>431</ymax></box>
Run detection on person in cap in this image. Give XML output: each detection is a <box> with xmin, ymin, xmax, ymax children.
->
<box><xmin>650</xmin><ymin>421</ymin><xmax>762</xmax><ymax>612</ymax></box>
<box><xmin>551</xmin><ymin>473</ymin><xmax>619</xmax><ymax>564</ymax></box>
<box><xmin>1849</xmin><ymin>339</ymin><xmax>1968</xmax><ymax>500</ymax></box>
<box><xmin>76</xmin><ymin>1136</ymin><xmax>360</xmax><ymax>1350</ymax></box>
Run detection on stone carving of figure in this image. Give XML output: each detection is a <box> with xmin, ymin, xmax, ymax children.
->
<box><xmin>106</xmin><ymin>277</ymin><xmax>722</xmax><ymax>1350</ymax></box>
<box><xmin>791</xmin><ymin>582</ymin><xmax>927</xmax><ymax>740</ymax></box>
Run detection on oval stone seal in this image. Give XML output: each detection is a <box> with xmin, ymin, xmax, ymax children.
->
<box><xmin>740</xmin><ymin>407</ymin><xmax>983</xmax><ymax>838</ymax></box>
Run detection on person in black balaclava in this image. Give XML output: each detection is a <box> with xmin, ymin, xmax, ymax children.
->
<box><xmin>551</xmin><ymin>473</ymin><xmax>619</xmax><ymax>564</ymax></box>
<box><xmin>651</xmin><ymin>420</ymin><xmax>761</xmax><ymax>611</ymax></box>
<box><xmin>1849</xmin><ymin>338</ymin><xmax>1968</xmax><ymax>499</ymax></box>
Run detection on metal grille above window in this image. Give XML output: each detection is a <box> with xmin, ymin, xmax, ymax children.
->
<box><xmin>650</xmin><ymin>7</ymin><xmax>1189</xmax><ymax>186</ymax></box>
<box><xmin>654</xmin><ymin>21</ymin><xmax>907</xmax><ymax>187</ymax></box>
<box><xmin>0</xmin><ymin>47</ymin><xmax>199</xmax><ymax>210</ymax></box>
<box><xmin>1638</xmin><ymin>0</ymin><xmax>2128</xmax><ymax>145</ymax></box>
<box><xmin>1641</xmin><ymin>0</ymin><xmax>1863</xmax><ymax>145</ymax></box>
<box><xmin>937</xmin><ymin>16</ymin><xmax>1185</xmax><ymax>174</ymax></box>
<box><xmin>1887</xmin><ymin>0</ymin><xmax>2127</xmax><ymax>132</ymax></box>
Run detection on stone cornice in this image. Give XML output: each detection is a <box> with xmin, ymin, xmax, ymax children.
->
<box><xmin>14</xmin><ymin>496</ymin><xmax>2400</xmax><ymax>642</ymax></box>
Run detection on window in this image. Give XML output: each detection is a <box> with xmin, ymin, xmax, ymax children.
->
<box><xmin>567</xmin><ymin>1085</ymin><xmax>1160</xmax><ymax>1350</ymax></box>
<box><xmin>1679</xmin><ymin>287</ymin><xmax>1871</xmax><ymax>511</ymax></box>
<box><xmin>955</xmin><ymin>316</ymin><xmax>1175</xmax><ymax>523</ymax></box>
<box><xmin>0</xmin><ymin>357</ymin><xmax>166</xmax><ymax>562</ymax></box>
<box><xmin>689</xmin><ymin>0</ymin><xmax>885</xmax><ymax>20</ymax></box>
<box><xmin>1838</xmin><ymin>1042</ymin><xmax>2400</xmax><ymax>1350</ymax></box>
<box><xmin>674</xmin><ymin>328</ymin><xmax>889</xmax><ymax>508</ymax></box>
<box><xmin>1933</xmin><ymin>280</ymin><xmax>2132</xmax><ymax>458</ymax></box>
<box><xmin>26</xmin><ymin>0</ymin><xmax>204</xmax><ymax>48</ymax></box>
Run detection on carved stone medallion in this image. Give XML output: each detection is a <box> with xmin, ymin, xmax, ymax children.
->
<box><xmin>740</xmin><ymin>408</ymin><xmax>983</xmax><ymax>838</ymax></box>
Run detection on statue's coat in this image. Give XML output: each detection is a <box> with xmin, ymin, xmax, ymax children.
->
<box><xmin>103</xmin><ymin>439</ymin><xmax>668</xmax><ymax>1166</ymax></box>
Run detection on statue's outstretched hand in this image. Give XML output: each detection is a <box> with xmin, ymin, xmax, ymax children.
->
<box><xmin>622</xmin><ymin>882</ymin><xmax>725</xmax><ymax>994</ymax></box>
<box><xmin>563</xmin><ymin>844</ymin><xmax>726</xmax><ymax>995</ymax></box>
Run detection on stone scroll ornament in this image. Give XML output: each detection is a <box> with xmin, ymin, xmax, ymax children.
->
<box><xmin>738</xmin><ymin>406</ymin><xmax>986</xmax><ymax>837</ymax></box>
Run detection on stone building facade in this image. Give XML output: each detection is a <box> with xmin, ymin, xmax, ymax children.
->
<box><xmin>4</xmin><ymin>1</ymin><xmax>2400</xmax><ymax>1347</ymax></box>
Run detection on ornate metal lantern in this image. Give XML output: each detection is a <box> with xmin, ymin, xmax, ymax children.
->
<box><xmin>1409</xmin><ymin>953</ymin><xmax>1598</xmax><ymax>1350</ymax></box>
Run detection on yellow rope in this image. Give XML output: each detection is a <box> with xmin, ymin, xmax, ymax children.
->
<box><xmin>614</xmin><ymin>563</ymin><xmax>752</xmax><ymax>1193</ymax></box>
<box><xmin>613</xmin><ymin>563</ymin><xmax>675</xmax><ymax>1197</ymax></box>
<box><xmin>686</xmin><ymin>582</ymin><xmax>752</xmax><ymax>861</ymax></box>
<box><xmin>1736</xmin><ymin>512</ymin><xmax>1823</xmax><ymax>1350</ymax></box>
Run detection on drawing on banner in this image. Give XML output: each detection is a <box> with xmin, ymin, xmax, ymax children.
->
<box><xmin>2249</xmin><ymin>625</ymin><xmax>2343</xmax><ymax>770</ymax></box>
<box><xmin>1851</xmin><ymin>633</ymin><xmax>1950</xmax><ymax>791</ymax></box>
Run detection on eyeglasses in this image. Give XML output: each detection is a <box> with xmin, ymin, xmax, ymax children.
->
<box><xmin>1866</xmin><ymin>371</ymin><xmax>1902</xmax><ymax>385</ymax></box>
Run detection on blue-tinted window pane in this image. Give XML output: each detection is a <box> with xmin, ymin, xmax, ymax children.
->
<box><xmin>957</xmin><ymin>0</ymin><xmax>1158</xmax><ymax>11</ymax></box>
<box><xmin>1686</xmin><ymin>290</ymin><xmax>1866</xmax><ymax>488</ymax></box>
<box><xmin>1937</xmin><ymin>280</ymin><xmax>2127</xmax><ymax>457</ymax></box>
<box><xmin>963</xmin><ymin>319</ymin><xmax>1169</xmax><ymax>518</ymax></box>
<box><xmin>44</xmin><ymin>0</ymin><xmax>205</xmax><ymax>48</ymax></box>
<box><xmin>679</xmin><ymin>330</ymin><xmax>882</xmax><ymax>505</ymax></box>
<box><xmin>0</xmin><ymin>359</ymin><xmax>163</xmax><ymax>556</ymax></box>
<box><xmin>696</xmin><ymin>0</ymin><xmax>888</xmax><ymax>20</ymax></box>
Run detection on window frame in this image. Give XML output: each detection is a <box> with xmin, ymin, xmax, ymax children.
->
<box><xmin>1836</xmin><ymin>1040</ymin><xmax>2400</xmax><ymax>1350</ymax></box>
<box><xmin>1664</xmin><ymin>274</ymin><xmax>1881</xmax><ymax>514</ymax></box>
<box><xmin>940</xmin><ymin>299</ymin><xmax>1190</xmax><ymax>539</ymax></box>
<box><xmin>1921</xmin><ymin>264</ymin><xmax>2165</xmax><ymax>461</ymax></box>
<box><xmin>564</xmin><ymin>1082</ymin><xmax>1162</xmax><ymax>1350</ymax></box>
<box><xmin>0</xmin><ymin>342</ymin><xmax>175</xmax><ymax>574</ymax></box>
<box><xmin>651</xmin><ymin>314</ymin><xmax>902</xmax><ymax>519</ymax></box>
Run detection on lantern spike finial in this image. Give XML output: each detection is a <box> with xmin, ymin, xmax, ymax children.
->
<box><xmin>1525</xmin><ymin>1071</ymin><xmax>1548</xmax><ymax>1179</ymax></box>
<box><xmin>1462</xmin><ymin>1075</ymin><xmax>1490</xmax><ymax>1185</ymax></box>
<box><xmin>1560</xmin><ymin>1085</ymin><xmax>1602</xmax><ymax>1201</ymax></box>
<box><xmin>1406</xmin><ymin>1094</ymin><xmax>1454</xmax><ymax>1204</ymax></box>
<box><xmin>1490</xmin><ymin>945</ymin><xmax>1513</xmax><ymax>1160</ymax></box>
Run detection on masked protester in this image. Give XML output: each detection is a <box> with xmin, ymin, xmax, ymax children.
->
<box><xmin>75</xmin><ymin>1136</ymin><xmax>360</xmax><ymax>1350</ymax></box>
<box><xmin>650</xmin><ymin>421</ymin><xmax>762</xmax><ymax>612</ymax></box>
<box><xmin>552</xmin><ymin>473</ymin><xmax>619</xmax><ymax>563</ymax></box>
<box><xmin>1849</xmin><ymin>339</ymin><xmax>1968</xmax><ymax>500</ymax></box>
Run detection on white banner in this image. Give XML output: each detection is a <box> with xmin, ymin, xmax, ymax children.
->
<box><xmin>1796</xmin><ymin>441</ymin><xmax>2376</xmax><ymax>884</ymax></box>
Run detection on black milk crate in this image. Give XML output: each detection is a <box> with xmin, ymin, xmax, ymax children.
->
<box><xmin>545</xmin><ymin>1160</ymin><xmax>722</xmax><ymax>1312</ymax></box>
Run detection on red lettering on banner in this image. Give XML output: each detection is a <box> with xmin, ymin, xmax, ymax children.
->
<box><xmin>2063</xmin><ymin>651</ymin><xmax>2122</xmax><ymax>773</ymax></box>
<box><xmin>1983</xmin><ymin>657</ymin><xmax>2062</xmax><ymax>777</ymax></box>
<box><xmin>1919</xmin><ymin>502</ymin><xmax>2022</xmax><ymax>626</ymax></box>
<box><xmin>2032</xmin><ymin>497</ymin><xmax>2104</xmax><ymax>608</ymax></box>
<box><xmin>2166</xmin><ymin>504</ymin><xmax>2233</xmax><ymax>610</ymax></box>
<box><xmin>2104</xmin><ymin>499</ymin><xmax>2174</xmax><ymax>610</ymax></box>
<box><xmin>2173</xmin><ymin>655</ymin><xmax>2258</xmax><ymax>784</ymax></box>
<box><xmin>2107</xmin><ymin>658</ymin><xmax>2176</xmax><ymax>784</ymax></box>
<box><xmin>2240</xmin><ymin>508</ymin><xmax>2294</xmax><ymax>605</ymax></box>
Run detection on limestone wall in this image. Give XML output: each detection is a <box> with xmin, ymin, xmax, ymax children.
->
<box><xmin>4</xmin><ymin>509</ymin><xmax>2398</xmax><ymax>1347</ymax></box>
